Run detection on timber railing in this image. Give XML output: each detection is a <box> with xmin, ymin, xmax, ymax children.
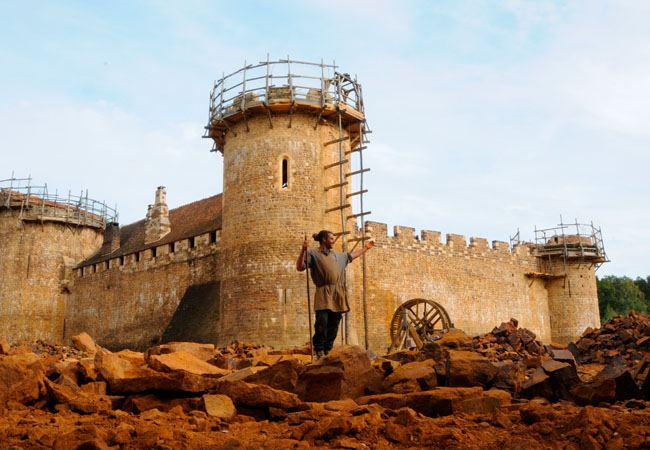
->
<box><xmin>0</xmin><ymin>175</ymin><xmax>117</xmax><ymax>228</ymax></box>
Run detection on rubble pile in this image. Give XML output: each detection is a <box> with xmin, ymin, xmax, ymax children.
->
<box><xmin>571</xmin><ymin>311</ymin><xmax>650</xmax><ymax>368</ymax></box>
<box><xmin>471</xmin><ymin>318</ymin><xmax>550</xmax><ymax>362</ymax></box>
<box><xmin>1</xmin><ymin>328</ymin><xmax>650</xmax><ymax>448</ymax></box>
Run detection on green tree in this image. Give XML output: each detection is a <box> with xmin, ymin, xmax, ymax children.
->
<box><xmin>635</xmin><ymin>276</ymin><xmax>650</xmax><ymax>301</ymax></box>
<box><xmin>597</xmin><ymin>275</ymin><xmax>648</xmax><ymax>323</ymax></box>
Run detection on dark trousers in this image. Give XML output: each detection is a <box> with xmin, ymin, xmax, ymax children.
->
<box><xmin>313</xmin><ymin>309</ymin><xmax>342</xmax><ymax>354</ymax></box>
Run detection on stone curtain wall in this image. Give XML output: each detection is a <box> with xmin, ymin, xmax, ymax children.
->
<box><xmin>66</xmin><ymin>232</ymin><xmax>221</xmax><ymax>351</ymax></box>
<box><xmin>0</xmin><ymin>210</ymin><xmax>103</xmax><ymax>343</ymax></box>
<box><xmin>353</xmin><ymin>221</ymin><xmax>554</xmax><ymax>351</ymax></box>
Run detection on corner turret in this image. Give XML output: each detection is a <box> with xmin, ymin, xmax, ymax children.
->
<box><xmin>529</xmin><ymin>221</ymin><xmax>608</xmax><ymax>344</ymax></box>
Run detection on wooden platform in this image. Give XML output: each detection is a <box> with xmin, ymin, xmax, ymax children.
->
<box><xmin>207</xmin><ymin>99</ymin><xmax>366</xmax><ymax>152</ymax></box>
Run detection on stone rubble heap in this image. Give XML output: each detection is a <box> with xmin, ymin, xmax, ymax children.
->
<box><xmin>1</xmin><ymin>323</ymin><xmax>650</xmax><ymax>449</ymax></box>
<box><xmin>472</xmin><ymin>318</ymin><xmax>549</xmax><ymax>362</ymax></box>
<box><xmin>570</xmin><ymin>311</ymin><xmax>650</xmax><ymax>368</ymax></box>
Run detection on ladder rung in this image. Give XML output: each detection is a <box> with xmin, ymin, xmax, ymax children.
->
<box><xmin>345</xmin><ymin>145</ymin><xmax>367</xmax><ymax>155</ymax></box>
<box><xmin>333</xmin><ymin>231</ymin><xmax>351</xmax><ymax>236</ymax></box>
<box><xmin>324</xmin><ymin>182</ymin><xmax>348</xmax><ymax>191</ymax></box>
<box><xmin>346</xmin><ymin>189</ymin><xmax>368</xmax><ymax>198</ymax></box>
<box><xmin>325</xmin><ymin>203</ymin><xmax>351</xmax><ymax>213</ymax></box>
<box><xmin>347</xmin><ymin>211</ymin><xmax>371</xmax><ymax>220</ymax></box>
<box><xmin>324</xmin><ymin>136</ymin><xmax>349</xmax><ymax>146</ymax></box>
<box><xmin>345</xmin><ymin>168</ymin><xmax>370</xmax><ymax>177</ymax></box>
<box><xmin>323</xmin><ymin>159</ymin><xmax>349</xmax><ymax>170</ymax></box>
<box><xmin>348</xmin><ymin>236</ymin><xmax>370</xmax><ymax>242</ymax></box>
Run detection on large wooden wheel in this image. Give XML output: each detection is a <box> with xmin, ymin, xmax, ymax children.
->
<box><xmin>388</xmin><ymin>299</ymin><xmax>453</xmax><ymax>352</ymax></box>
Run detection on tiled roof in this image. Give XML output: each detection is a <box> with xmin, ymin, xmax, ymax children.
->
<box><xmin>78</xmin><ymin>194</ymin><xmax>222</xmax><ymax>267</ymax></box>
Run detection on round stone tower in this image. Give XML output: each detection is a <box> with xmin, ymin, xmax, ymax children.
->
<box><xmin>535</xmin><ymin>228</ymin><xmax>607</xmax><ymax>344</ymax></box>
<box><xmin>0</xmin><ymin>178</ymin><xmax>113</xmax><ymax>343</ymax></box>
<box><xmin>206</xmin><ymin>59</ymin><xmax>369</xmax><ymax>347</ymax></box>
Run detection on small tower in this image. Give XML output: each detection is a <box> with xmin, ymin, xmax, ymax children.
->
<box><xmin>532</xmin><ymin>221</ymin><xmax>608</xmax><ymax>344</ymax></box>
<box><xmin>0</xmin><ymin>176</ymin><xmax>115</xmax><ymax>343</ymax></box>
<box><xmin>206</xmin><ymin>58</ymin><xmax>371</xmax><ymax>347</ymax></box>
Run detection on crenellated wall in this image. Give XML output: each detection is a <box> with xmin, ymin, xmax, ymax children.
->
<box><xmin>65</xmin><ymin>231</ymin><xmax>222</xmax><ymax>351</ymax></box>
<box><xmin>350</xmin><ymin>221</ymin><xmax>554</xmax><ymax>350</ymax></box>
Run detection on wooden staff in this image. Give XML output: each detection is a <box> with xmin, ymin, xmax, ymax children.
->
<box><xmin>304</xmin><ymin>234</ymin><xmax>314</xmax><ymax>362</ymax></box>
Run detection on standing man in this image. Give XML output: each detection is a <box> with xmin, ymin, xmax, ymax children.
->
<box><xmin>296</xmin><ymin>230</ymin><xmax>374</xmax><ymax>359</ymax></box>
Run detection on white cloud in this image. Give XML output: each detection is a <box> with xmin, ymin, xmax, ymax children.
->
<box><xmin>0</xmin><ymin>97</ymin><xmax>221</xmax><ymax>225</ymax></box>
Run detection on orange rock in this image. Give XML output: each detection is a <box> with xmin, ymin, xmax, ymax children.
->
<box><xmin>80</xmin><ymin>381</ymin><xmax>107</xmax><ymax>395</ymax></box>
<box><xmin>217</xmin><ymin>366</ymin><xmax>266</xmax><ymax>382</ymax></box>
<box><xmin>215</xmin><ymin>380</ymin><xmax>301</xmax><ymax>409</ymax></box>
<box><xmin>446</xmin><ymin>350</ymin><xmax>497</xmax><ymax>387</ymax></box>
<box><xmin>0</xmin><ymin>339</ymin><xmax>10</xmax><ymax>355</ymax></box>
<box><xmin>72</xmin><ymin>332</ymin><xmax>97</xmax><ymax>354</ymax></box>
<box><xmin>1</xmin><ymin>371</ymin><xmax>45</xmax><ymax>406</ymax></box>
<box><xmin>114</xmin><ymin>350</ymin><xmax>145</xmax><ymax>366</ymax></box>
<box><xmin>147</xmin><ymin>342</ymin><xmax>215</xmax><ymax>361</ymax></box>
<box><xmin>359</xmin><ymin>386</ymin><xmax>483</xmax><ymax>417</ymax></box>
<box><xmin>323</xmin><ymin>398</ymin><xmax>358</xmax><ymax>412</ymax></box>
<box><xmin>148</xmin><ymin>350</ymin><xmax>230</xmax><ymax>377</ymax></box>
<box><xmin>245</xmin><ymin>359</ymin><xmax>300</xmax><ymax>393</ymax></box>
<box><xmin>122</xmin><ymin>393</ymin><xmax>198</xmax><ymax>414</ymax></box>
<box><xmin>381</xmin><ymin>360</ymin><xmax>437</xmax><ymax>394</ymax></box>
<box><xmin>251</xmin><ymin>354</ymin><xmax>283</xmax><ymax>367</ymax></box>
<box><xmin>486</xmin><ymin>387</ymin><xmax>512</xmax><ymax>404</ymax></box>
<box><xmin>201</xmin><ymin>394</ymin><xmax>237</xmax><ymax>419</ymax></box>
<box><xmin>459</xmin><ymin>396</ymin><xmax>501</xmax><ymax>414</ymax></box>
<box><xmin>519</xmin><ymin>399</ymin><xmax>557</xmax><ymax>424</ymax></box>
<box><xmin>295</xmin><ymin>345</ymin><xmax>379</xmax><ymax>402</ymax></box>
<box><xmin>95</xmin><ymin>349</ymin><xmax>219</xmax><ymax>394</ymax></box>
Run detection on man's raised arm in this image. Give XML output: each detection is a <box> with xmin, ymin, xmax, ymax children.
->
<box><xmin>350</xmin><ymin>240</ymin><xmax>374</xmax><ymax>261</ymax></box>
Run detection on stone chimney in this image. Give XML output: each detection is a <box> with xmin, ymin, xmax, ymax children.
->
<box><xmin>102</xmin><ymin>222</ymin><xmax>121</xmax><ymax>253</ymax></box>
<box><xmin>145</xmin><ymin>186</ymin><xmax>171</xmax><ymax>244</ymax></box>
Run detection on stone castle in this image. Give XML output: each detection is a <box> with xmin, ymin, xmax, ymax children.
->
<box><xmin>0</xmin><ymin>59</ymin><xmax>607</xmax><ymax>352</ymax></box>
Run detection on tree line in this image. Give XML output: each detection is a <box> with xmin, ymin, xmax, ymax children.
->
<box><xmin>597</xmin><ymin>275</ymin><xmax>650</xmax><ymax>323</ymax></box>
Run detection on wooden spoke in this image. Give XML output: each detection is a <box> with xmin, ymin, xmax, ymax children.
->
<box><xmin>388</xmin><ymin>299</ymin><xmax>453</xmax><ymax>352</ymax></box>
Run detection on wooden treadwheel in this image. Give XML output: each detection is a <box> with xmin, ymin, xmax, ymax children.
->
<box><xmin>388</xmin><ymin>298</ymin><xmax>453</xmax><ymax>352</ymax></box>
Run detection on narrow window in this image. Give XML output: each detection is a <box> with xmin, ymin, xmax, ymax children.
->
<box><xmin>119</xmin><ymin>256</ymin><xmax>125</xmax><ymax>266</ymax></box>
<box><xmin>170</xmin><ymin>242</ymin><xmax>175</xmax><ymax>253</ymax></box>
<box><xmin>135</xmin><ymin>252</ymin><xmax>140</xmax><ymax>262</ymax></box>
<box><xmin>190</xmin><ymin>237</ymin><xmax>195</xmax><ymax>249</ymax></box>
<box><xmin>92</xmin><ymin>264</ymin><xmax>97</xmax><ymax>273</ymax></box>
<box><xmin>282</xmin><ymin>158</ymin><xmax>288</xmax><ymax>188</ymax></box>
<box><xmin>210</xmin><ymin>231</ymin><xmax>217</xmax><ymax>244</ymax></box>
<box><xmin>152</xmin><ymin>247</ymin><xmax>157</xmax><ymax>258</ymax></box>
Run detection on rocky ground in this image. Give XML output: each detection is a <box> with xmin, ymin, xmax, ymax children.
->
<box><xmin>2</xmin><ymin>312</ymin><xmax>650</xmax><ymax>449</ymax></box>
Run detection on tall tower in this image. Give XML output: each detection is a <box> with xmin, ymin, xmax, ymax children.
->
<box><xmin>206</xmin><ymin>58</ymin><xmax>370</xmax><ymax>347</ymax></box>
<box><xmin>0</xmin><ymin>177</ymin><xmax>114</xmax><ymax>343</ymax></box>
<box><xmin>533</xmin><ymin>221</ymin><xmax>608</xmax><ymax>344</ymax></box>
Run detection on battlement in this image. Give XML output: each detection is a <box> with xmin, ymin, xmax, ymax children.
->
<box><xmin>364</xmin><ymin>221</ymin><xmax>531</xmax><ymax>258</ymax></box>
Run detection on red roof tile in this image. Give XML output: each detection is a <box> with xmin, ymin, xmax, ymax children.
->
<box><xmin>78</xmin><ymin>194</ymin><xmax>222</xmax><ymax>267</ymax></box>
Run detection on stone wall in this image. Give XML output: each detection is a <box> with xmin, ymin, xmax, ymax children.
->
<box><xmin>347</xmin><ymin>221</ymin><xmax>555</xmax><ymax>350</ymax></box>
<box><xmin>65</xmin><ymin>231</ymin><xmax>221</xmax><ymax>351</ymax></box>
<box><xmin>0</xmin><ymin>210</ymin><xmax>103</xmax><ymax>343</ymax></box>
<box><xmin>546</xmin><ymin>260</ymin><xmax>600</xmax><ymax>344</ymax></box>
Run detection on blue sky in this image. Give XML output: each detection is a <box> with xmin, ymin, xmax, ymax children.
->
<box><xmin>2</xmin><ymin>1</ymin><xmax>649</xmax><ymax>278</ymax></box>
